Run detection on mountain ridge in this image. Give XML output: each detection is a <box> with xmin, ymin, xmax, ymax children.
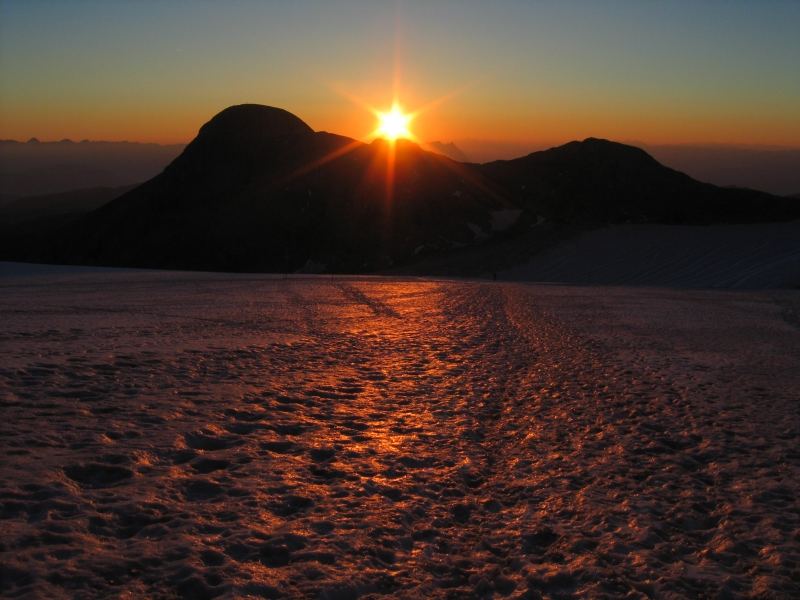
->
<box><xmin>3</xmin><ymin>104</ymin><xmax>797</xmax><ymax>274</ymax></box>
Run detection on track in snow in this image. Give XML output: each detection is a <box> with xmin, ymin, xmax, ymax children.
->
<box><xmin>1</xmin><ymin>271</ymin><xmax>799</xmax><ymax>598</ymax></box>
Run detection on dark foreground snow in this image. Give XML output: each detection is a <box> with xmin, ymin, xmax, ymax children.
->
<box><xmin>500</xmin><ymin>222</ymin><xmax>800</xmax><ymax>289</ymax></box>
<box><xmin>1</xmin><ymin>267</ymin><xmax>799</xmax><ymax>598</ymax></box>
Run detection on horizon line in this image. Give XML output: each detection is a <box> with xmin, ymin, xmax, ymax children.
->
<box><xmin>3</xmin><ymin>136</ymin><xmax>800</xmax><ymax>152</ymax></box>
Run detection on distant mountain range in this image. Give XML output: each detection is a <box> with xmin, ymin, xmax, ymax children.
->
<box><xmin>2</xmin><ymin>104</ymin><xmax>798</xmax><ymax>273</ymax></box>
<box><xmin>3</xmin><ymin>135</ymin><xmax>798</xmax><ymax>200</ymax></box>
<box><xmin>426</xmin><ymin>141</ymin><xmax>470</xmax><ymax>162</ymax></box>
<box><xmin>642</xmin><ymin>144</ymin><xmax>800</xmax><ymax>197</ymax></box>
<box><xmin>0</xmin><ymin>184</ymin><xmax>136</xmax><ymax>227</ymax></box>
<box><xmin>0</xmin><ymin>139</ymin><xmax>183</xmax><ymax>198</ymax></box>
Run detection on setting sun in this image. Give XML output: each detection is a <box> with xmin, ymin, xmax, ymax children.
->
<box><xmin>375</xmin><ymin>103</ymin><xmax>413</xmax><ymax>141</ymax></box>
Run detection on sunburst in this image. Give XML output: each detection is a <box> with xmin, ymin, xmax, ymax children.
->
<box><xmin>374</xmin><ymin>102</ymin><xmax>413</xmax><ymax>141</ymax></box>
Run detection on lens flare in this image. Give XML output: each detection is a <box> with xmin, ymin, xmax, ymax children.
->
<box><xmin>375</xmin><ymin>103</ymin><xmax>412</xmax><ymax>141</ymax></box>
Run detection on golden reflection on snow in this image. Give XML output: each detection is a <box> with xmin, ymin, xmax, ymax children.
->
<box><xmin>1</xmin><ymin>276</ymin><xmax>798</xmax><ymax>597</ymax></box>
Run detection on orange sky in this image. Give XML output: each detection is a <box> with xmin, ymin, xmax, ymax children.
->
<box><xmin>1</xmin><ymin>2</ymin><xmax>799</xmax><ymax>150</ymax></box>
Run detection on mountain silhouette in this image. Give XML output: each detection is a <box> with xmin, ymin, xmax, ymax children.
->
<box><xmin>0</xmin><ymin>184</ymin><xmax>135</xmax><ymax>227</ymax></box>
<box><xmin>4</xmin><ymin>104</ymin><xmax>798</xmax><ymax>273</ymax></box>
<box><xmin>33</xmin><ymin>105</ymin><xmax>507</xmax><ymax>272</ymax></box>
<box><xmin>427</xmin><ymin>141</ymin><xmax>469</xmax><ymax>162</ymax></box>
<box><xmin>480</xmin><ymin>138</ymin><xmax>797</xmax><ymax>224</ymax></box>
<box><xmin>643</xmin><ymin>144</ymin><xmax>800</xmax><ymax>196</ymax></box>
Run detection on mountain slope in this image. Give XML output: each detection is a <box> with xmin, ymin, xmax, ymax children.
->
<box><xmin>39</xmin><ymin>105</ymin><xmax>507</xmax><ymax>272</ymax></box>
<box><xmin>0</xmin><ymin>139</ymin><xmax>183</xmax><ymax>197</ymax></box>
<box><xmin>644</xmin><ymin>144</ymin><xmax>800</xmax><ymax>196</ymax></box>
<box><xmin>0</xmin><ymin>184</ymin><xmax>135</xmax><ymax>225</ymax></box>
<box><xmin>426</xmin><ymin>141</ymin><xmax>469</xmax><ymax>162</ymax></box>
<box><xmin>479</xmin><ymin>138</ymin><xmax>797</xmax><ymax>224</ymax></box>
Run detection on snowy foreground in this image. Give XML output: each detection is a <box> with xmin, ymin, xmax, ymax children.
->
<box><xmin>1</xmin><ymin>267</ymin><xmax>799</xmax><ymax>598</ymax></box>
<box><xmin>501</xmin><ymin>223</ymin><xmax>800</xmax><ymax>289</ymax></box>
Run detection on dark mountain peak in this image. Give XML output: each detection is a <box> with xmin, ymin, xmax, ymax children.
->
<box><xmin>581</xmin><ymin>137</ymin><xmax>614</xmax><ymax>145</ymax></box>
<box><xmin>478</xmin><ymin>135</ymin><xmax>798</xmax><ymax>225</ymax></box>
<box><xmin>556</xmin><ymin>137</ymin><xmax>657</xmax><ymax>163</ymax></box>
<box><xmin>166</xmin><ymin>105</ymin><xmax>317</xmax><ymax>179</ymax></box>
<box><xmin>427</xmin><ymin>141</ymin><xmax>470</xmax><ymax>162</ymax></box>
<box><xmin>197</xmin><ymin>104</ymin><xmax>313</xmax><ymax>144</ymax></box>
<box><xmin>506</xmin><ymin>138</ymin><xmax>663</xmax><ymax>177</ymax></box>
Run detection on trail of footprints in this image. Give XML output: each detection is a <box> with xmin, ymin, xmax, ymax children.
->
<box><xmin>0</xmin><ymin>285</ymin><xmax>488</xmax><ymax>597</ymax></box>
<box><xmin>1</xmin><ymin>280</ymin><xmax>798</xmax><ymax>598</ymax></box>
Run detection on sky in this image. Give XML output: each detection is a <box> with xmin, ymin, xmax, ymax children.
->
<box><xmin>1</xmin><ymin>0</ymin><xmax>799</xmax><ymax>151</ymax></box>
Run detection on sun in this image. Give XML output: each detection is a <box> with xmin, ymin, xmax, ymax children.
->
<box><xmin>375</xmin><ymin>103</ymin><xmax>413</xmax><ymax>141</ymax></box>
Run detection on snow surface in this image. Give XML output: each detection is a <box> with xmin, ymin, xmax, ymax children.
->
<box><xmin>501</xmin><ymin>223</ymin><xmax>800</xmax><ymax>289</ymax></box>
<box><xmin>1</xmin><ymin>267</ymin><xmax>799</xmax><ymax>598</ymax></box>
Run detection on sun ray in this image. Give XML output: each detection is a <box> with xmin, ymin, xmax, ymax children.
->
<box><xmin>405</xmin><ymin>81</ymin><xmax>476</xmax><ymax>122</ymax></box>
<box><xmin>280</xmin><ymin>138</ymin><xmax>364</xmax><ymax>185</ymax></box>
<box><xmin>374</xmin><ymin>102</ymin><xmax>413</xmax><ymax>141</ymax></box>
<box><xmin>324</xmin><ymin>51</ymin><xmax>476</xmax><ymax>212</ymax></box>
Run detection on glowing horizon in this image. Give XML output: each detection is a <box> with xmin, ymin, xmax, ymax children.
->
<box><xmin>1</xmin><ymin>1</ymin><xmax>799</xmax><ymax>149</ymax></box>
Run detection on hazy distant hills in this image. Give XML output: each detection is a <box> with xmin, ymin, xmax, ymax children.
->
<box><xmin>2</xmin><ymin>135</ymin><xmax>798</xmax><ymax>203</ymax></box>
<box><xmin>0</xmin><ymin>184</ymin><xmax>136</xmax><ymax>225</ymax></box>
<box><xmin>2</xmin><ymin>104</ymin><xmax>798</xmax><ymax>274</ymax></box>
<box><xmin>0</xmin><ymin>139</ymin><xmax>183</xmax><ymax>198</ymax></box>
<box><xmin>426</xmin><ymin>141</ymin><xmax>470</xmax><ymax>162</ymax></box>
<box><xmin>643</xmin><ymin>144</ymin><xmax>800</xmax><ymax>197</ymax></box>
